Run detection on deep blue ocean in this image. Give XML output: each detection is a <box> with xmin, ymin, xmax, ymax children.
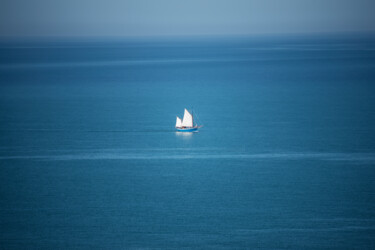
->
<box><xmin>1</xmin><ymin>35</ymin><xmax>375</xmax><ymax>249</ymax></box>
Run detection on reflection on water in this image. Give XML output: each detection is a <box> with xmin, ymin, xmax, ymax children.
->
<box><xmin>175</xmin><ymin>131</ymin><xmax>194</xmax><ymax>139</ymax></box>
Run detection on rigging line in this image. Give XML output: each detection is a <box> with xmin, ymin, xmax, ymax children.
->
<box><xmin>194</xmin><ymin>110</ymin><xmax>203</xmax><ymax>127</ymax></box>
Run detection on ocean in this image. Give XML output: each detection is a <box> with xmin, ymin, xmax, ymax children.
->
<box><xmin>0</xmin><ymin>35</ymin><xmax>375</xmax><ymax>249</ymax></box>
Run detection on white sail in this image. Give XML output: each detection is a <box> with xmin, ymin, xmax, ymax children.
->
<box><xmin>175</xmin><ymin>116</ymin><xmax>182</xmax><ymax>127</ymax></box>
<box><xmin>182</xmin><ymin>108</ymin><xmax>193</xmax><ymax>127</ymax></box>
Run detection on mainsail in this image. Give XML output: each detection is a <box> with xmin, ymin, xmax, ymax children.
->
<box><xmin>182</xmin><ymin>109</ymin><xmax>193</xmax><ymax>127</ymax></box>
<box><xmin>176</xmin><ymin>116</ymin><xmax>182</xmax><ymax>127</ymax></box>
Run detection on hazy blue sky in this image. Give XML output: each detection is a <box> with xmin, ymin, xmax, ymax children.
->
<box><xmin>1</xmin><ymin>0</ymin><xmax>374</xmax><ymax>37</ymax></box>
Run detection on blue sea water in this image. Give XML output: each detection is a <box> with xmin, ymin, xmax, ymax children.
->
<box><xmin>0</xmin><ymin>35</ymin><xmax>375</xmax><ymax>249</ymax></box>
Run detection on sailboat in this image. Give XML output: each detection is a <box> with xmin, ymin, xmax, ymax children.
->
<box><xmin>175</xmin><ymin>108</ymin><xmax>200</xmax><ymax>132</ymax></box>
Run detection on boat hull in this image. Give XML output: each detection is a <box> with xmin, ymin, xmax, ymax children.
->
<box><xmin>176</xmin><ymin>127</ymin><xmax>198</xmax><ymax>132</ymax></box>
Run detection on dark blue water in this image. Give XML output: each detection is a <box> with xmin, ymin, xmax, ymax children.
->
<box><xmin>1</xmin><ymin>35</ymin><xmax>375</xmax><ymax>249</ymax></box>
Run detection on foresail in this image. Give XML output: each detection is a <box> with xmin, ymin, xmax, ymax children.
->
<box><xmin>176</xmin><ymin>117</ymin><xmax>182</xmax><ymax>127</ymax></box>
<box><xmin>182</xmin><ymin>109</ymin><xmax>193</xmax><ymax>127</ymax></box>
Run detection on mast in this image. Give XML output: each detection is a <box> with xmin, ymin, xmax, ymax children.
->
<box><xmin>192</xmin><ymin>108</ymin><xmax>194</xmax><ymax>127</ymax></box>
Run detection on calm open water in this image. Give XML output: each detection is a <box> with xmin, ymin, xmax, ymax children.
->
<box><xmin>0</xmin><ymin>35</ymin><xmax>375</xmax><ymax>249</ymax></box>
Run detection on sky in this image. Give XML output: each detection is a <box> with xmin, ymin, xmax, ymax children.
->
<box><xmin>0</xmin><ymin>0</ymin><xmax>375</xmax><ymax>37</ymax></box>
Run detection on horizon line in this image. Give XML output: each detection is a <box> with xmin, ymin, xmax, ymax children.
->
<box><xmin>1</xmin><ymin>30</ymin><xmax>375</xmax><ymax>40</ymax></box>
